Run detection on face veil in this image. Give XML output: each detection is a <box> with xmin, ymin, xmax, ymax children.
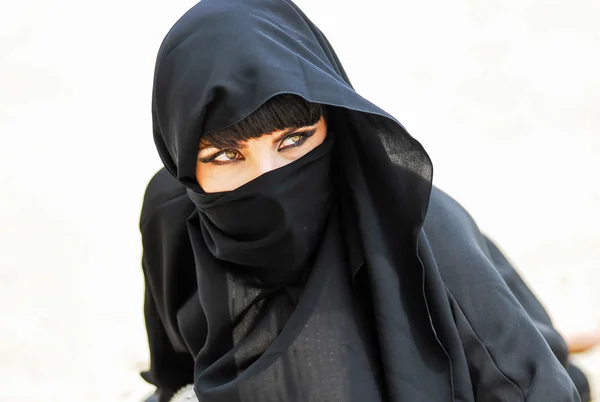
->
<box><xmin>150</xmin><ymin>0</ymin><xmax>453</xmax><ymax>400</ymax></box>
<box><xmin>187</xmin><ymin>137</ymin><xmax>336</xmax><ymax>286</ymax></box>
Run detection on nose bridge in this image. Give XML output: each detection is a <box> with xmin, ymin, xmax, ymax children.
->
<box><xmin>254</xmin><ymin>151</ymin><xmax>279</xmax><ymax>176</ymax></box>
<box><xmin>248</xmin><ymin>142</ymin><xmax>280</xmax><ymax>180</ymax></box>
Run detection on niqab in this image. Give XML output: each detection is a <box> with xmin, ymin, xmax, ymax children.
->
<box><xmin>187</xmin><ymin>138</ymin><xmax>335</xmax><ymax>286</ymax></box>
<box><xmin>145</xmin><ymin>0</ymin><xmax>580</xmax><ymax>401</ymax></box>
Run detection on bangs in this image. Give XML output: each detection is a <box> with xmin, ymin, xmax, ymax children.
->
<box><xmin>200</xmin><ymin>94</ymin><xmax>326</xmax><ymax>149</ymax></box>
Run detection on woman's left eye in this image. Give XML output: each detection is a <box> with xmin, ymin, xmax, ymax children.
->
<box><xmin>280</xmin><ymin>133</ymin><xmax>305</xmax><ymax>148</ymax></box>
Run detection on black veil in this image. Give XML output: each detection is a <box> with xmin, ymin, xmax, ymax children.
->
<box><xmin>146</xmin><ymin>0</ymin><xmax>579</xmax><ymax>400</ymax></box>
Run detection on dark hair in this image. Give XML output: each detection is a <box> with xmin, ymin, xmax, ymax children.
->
<box><xmin>201</xmin><ymin>94</ymin><xmax>326</xmax><ymax>149</ymax></box>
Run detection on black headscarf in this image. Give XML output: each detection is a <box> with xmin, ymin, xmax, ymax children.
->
<box><xmin>146</xmin><ymin>0</ymin><xmax>581</xmax><ymax>401</ymax></box>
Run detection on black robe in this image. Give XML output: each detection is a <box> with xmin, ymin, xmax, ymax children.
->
<box><xmin>144</xmin><ymin>0</ymin><xmax>584</xmax><ymax>400</ymax></box>
<box><xmin>140</xmin><ymin>168</ymin><xmax>583</xmax><ymax>401</ymax></box>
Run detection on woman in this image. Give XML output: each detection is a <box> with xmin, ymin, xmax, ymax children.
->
<box><xmin>141</xmin><ymin>0</ymin><xmax>586</xmax><ymax>400</ymax></box>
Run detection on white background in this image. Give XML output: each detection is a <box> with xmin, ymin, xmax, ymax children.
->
<box><xmin>1</xmin><ymin>0</ymin><xmax>598</xmax><ymax>400</ymax></box>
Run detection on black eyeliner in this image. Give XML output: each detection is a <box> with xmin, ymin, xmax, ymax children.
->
<box><xmin>198</xmin><ymin>152</ymin><xmax>221</xmax><ymax>163</ymax></box>
<box><xmin>199</xmin><ymin>128</ymin><xmax>317</xmax><ymax>163</ymax></box>
<box><xmin>279</xmin><ymin>128</ymin><xmax>316</xmax><ymax>150</ymax></box>
<box><xmin>199</xmin><ymin>149</ymin><xmax>244</xmax><ymax>165</ymax></box>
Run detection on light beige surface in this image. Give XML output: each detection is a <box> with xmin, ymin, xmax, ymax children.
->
<box><xmin>0</xmin><ymin>1</ymin><xmax>598</xmax><ymax>401</ymax></box>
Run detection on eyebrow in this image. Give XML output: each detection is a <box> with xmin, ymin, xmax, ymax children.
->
<box><xmin>198</xmin><ymin>125</ymin><xmax>315</xmax><ymax>152</ymax></box>
<box><xmin>270</xmin><ymin>126</ymin><xmax>308</xmax><ymax>144</ymax></box>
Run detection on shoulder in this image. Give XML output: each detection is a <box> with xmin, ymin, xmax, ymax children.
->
<box><xmin>140</xmin><ymin>168</ymin><xmax>195</xmax><ymax>230</ymax></box>
<box><xmin>421</xmin><ymin>186</ymin><xmax>498</xmax><ymax>289</ymax></box>
<box><xmin>424</xmin><ymin>185</ymin><xmax>482</xmax><ymax>244</ymax></box>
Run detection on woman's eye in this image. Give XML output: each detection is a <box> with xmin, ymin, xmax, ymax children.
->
<box><xmin>281</xmin><ymin>134</ymin><xmax>304</xmax><ymax>148</ymax></box>
<box><xmin>213</xmin><ymin>150</ymin><xmax>241</xmax><ymax>162</ymax></box>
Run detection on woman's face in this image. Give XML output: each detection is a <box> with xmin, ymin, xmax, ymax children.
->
<box><xmin>196</xmin><ymin>117</ymin><xmax>327</xmax><ymax>192</ymax></box>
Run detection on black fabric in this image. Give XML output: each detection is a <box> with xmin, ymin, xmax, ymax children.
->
<box><xmin>186</xmin><ymin>137</ymin><xmax>335</xmax><ymax>286</ymax></box>
<box><xmin>567</xmin><ymin>364</ymin><xmax>592</xmax><ymax>402</ymax></box>
<box><xmin>140</xmin><ymin>174</ymin><xmax>586</xmax><ymax>402</ymax></box>
<box><xmin>184</xmin><ymin>136</ymin><xmax>383</xmax><ymax>399</ymax></box>
<box><xmin>143</xmin><ymin>0</ymin><xmax>582</xmax><ymax>400</ymax></box>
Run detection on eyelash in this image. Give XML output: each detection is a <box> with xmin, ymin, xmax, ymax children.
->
<box><xmin>279</xmin><ymin>132</ymin><xmax>311</xmax><ymax>150</ymax></box>
<box><xmin>202</xmin><ymin>131</ymin><xmax>313</xmax><ymax>166</ymax></box>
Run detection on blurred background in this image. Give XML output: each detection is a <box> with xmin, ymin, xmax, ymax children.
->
<box><xmin>1</xmin><ymin>0</ymin><xmax>598</xmax><ymax>400</ymax></box>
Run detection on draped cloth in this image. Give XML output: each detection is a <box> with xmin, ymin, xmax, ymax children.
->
<box><xmin>142</xmin><ymin>0</ymin><xmax>581</xmax><ymax>400</ymax></box>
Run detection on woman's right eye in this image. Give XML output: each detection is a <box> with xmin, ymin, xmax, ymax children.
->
<box><xmin>213</xmin><ymin>150</ymin><xmax>242</xmax><ymax>163</ymax></box>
